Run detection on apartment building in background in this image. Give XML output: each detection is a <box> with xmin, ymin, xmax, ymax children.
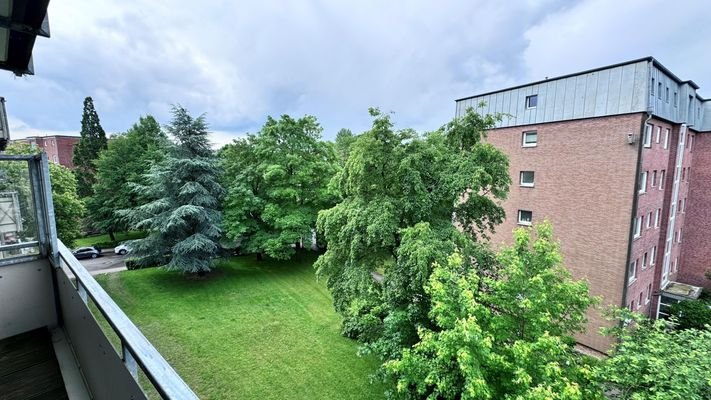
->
<box><xmin>455</xmin><ymin>57</ymin><xmax>710</xmax><ymax>353</ymax></box>
<box><xmin>12</xmin><ymin>135</ymin><xmax>80</xmax><ymax>169</ymax></box>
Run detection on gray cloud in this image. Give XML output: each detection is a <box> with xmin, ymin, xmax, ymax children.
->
<box><xmin>3</xmin><ymin>0</ymin><xmax>710</xmax><ymax>147</ymax></box>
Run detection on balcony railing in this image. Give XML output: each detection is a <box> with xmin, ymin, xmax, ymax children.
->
<box><xmin>0</xmin><ymin>153</ymin><xmax>198</xmax><ymax>399</ymax></box>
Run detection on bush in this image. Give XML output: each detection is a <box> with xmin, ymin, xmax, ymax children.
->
<box><xmin>125</xmin><ymin>254</ymin><xmax>169</xmax><ymax>271</ymax></box>
<box><xmin>668</xmin><ymin>300</ymin><xmax>711</xmax><ymax>330</ymax></box>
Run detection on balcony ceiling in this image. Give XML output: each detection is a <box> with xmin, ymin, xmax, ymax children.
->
<box><xmin>0</xmin><ymin>0</ymin><xmax>50</xmax><ymax>76</ymax></box>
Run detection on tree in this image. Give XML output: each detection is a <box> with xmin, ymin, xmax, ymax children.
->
<box><xmin>384</xmin><ymin>222</ymin><xmax>601</xmax><ymax>400</ymax></box>
<box><xmin>73</xmin><ymin>96</ymin><xmax>108</xmax><ymax>198</ymax></box>
<box><xmin>334</xmin><ymin>128</ymin><xmax>356</xmax><ymax>164</ymax></box>
<box><xmin>87</xmin><ymin>115</ymin><xmax>168</xmax><ymax>240</ymax></box>
<box><xmin>221</xmin><ymin>115</ymin><xmax>337</xmax><ymax>260</ymax></box>
<box><xmin>4</xmin><ymin>143</ymin><xmax>85</xmax><ymax>246</ymax></box>
<box><xmin>667</xmin><ymin>300</ymin><xmax>711</xmax><ymax>331</ymax></box>
<box><xmin>315</xmin><ymin>107</ymin><xmax>510</xmax><ymax>359</ymax></box>
<box><xmin>123</xmin><ymin>106</ymin><xmax>223</xmax><ymax>274</ymax></box>
<box><xmin>597</xmin><ymin>310</ymin><xmax>711</xmax><ymax>399</ymax></box>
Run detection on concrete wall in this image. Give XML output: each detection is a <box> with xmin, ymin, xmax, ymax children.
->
<box><xmin>0</xmin><ymin>259</ymin><xmax>57</xmax><ymax>340</ymax></box>
<box><xmin>483</xmin><ymin>113</ymin><xmax>643</xmax><ymax>352</ymax></box>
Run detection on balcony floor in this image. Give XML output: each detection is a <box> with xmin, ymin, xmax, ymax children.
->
<box><xmin>0</xmin><ymin>328</ymin><xmax>69</xmax><ymax>400</ymax></box>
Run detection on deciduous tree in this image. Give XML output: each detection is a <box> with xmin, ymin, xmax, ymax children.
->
<box><xmin>385</xmin><ymin>222</ymin><xmax>601</xmax><ymax>399</ymax></box>
<box><xmin>315</xmin><ymin>107</ymin><xmax>510</xmax><ymax>359</ymax></box>
<box><xmin>221</xmin><ymin>115</ymin><xmax>337</xmax><ymax>260</ymax></box>
<box><xmin>87</xmin><ymin>115</ymin><xmax>168</xmax><ymax>240</ymax></box>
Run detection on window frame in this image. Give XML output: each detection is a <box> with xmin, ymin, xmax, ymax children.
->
<box><xmin>517</xmin><ymin>210</ymin><xmax>533</xmax><ymax>226</ymax></box>
<box><xmin>655</xmin><ymin>208</ymin><xmax>660</xmax><ymax>228</ymax></box>
<box><xmin>519</xmin><ymin>171</ymin><xmax>535</xmax><ymax>187</ymax></box>
<box><xmin>638</xmin><ymin>171</ymin><xmax>647</xmax><ymax>194</ymax></box>
<box><xmin>522</xmin><ymin>131</ymin><xmax>538</xmax><ymax>148</ymax></box>
<box><xmin>651</xmin><ymin>246</ymin><xmax>656</xmax><ymax>265</ymax></box>
<box><xmin>655</xmin><ymin>126</ymin><xmax>661</xmax><ymax>143</ymax></box>
<box><xmin>664</xmin><ymin>128</ymin><xmax>670</xmax><ymax>149</ymax></box>
<box><xmin>525</xmin><ymin>94</ymin><xmax>538</xmax><ymax>109</ymax></box>
<box><xmin>633</xmin><ymin>217</ymin><xmax>642</xmax><ymax>238</ymax></box>
<box><xmin>643</xmin><ymin>125</ymin><xmax>652</xmax><ymax>148</ymax></box>
<box><xmin>628</xmin><ymin>259</ymin><xmax>637</xmax><ymax>284</ymax></box>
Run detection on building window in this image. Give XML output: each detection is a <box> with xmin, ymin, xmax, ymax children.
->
<box><xmin>682</xmin><ymin>198</ymin><xmax>686</xmax><ymax>213</ymax></box>
<box><xmin>643</xmin><ymin>125</ymin><xmax>652</xmax><ymax>148</ymax></box>
<box><xmin>517</xmin><ymin>210</ymin><xmax>533</xmax><ymax>226</ymax></box>
<box><xmin>686</xmin><ymin>167</ymin><xmax>690</xmax><ymax>182</ymax></box>
<box><xmin>638</xmin><ymin>171</ymin><xmax>647</xmax><ymax>194</ymax></box>
<box><xmin>674</xmin><ymin>91</ymin><xmax>678</xmax><ymax>107</ymax></box>
<box><xmin>651</xmin><ymin>170</ymin><xmax>657</xmax><ymax>187</ymax></box>
<box><xmin>674</xmin><ymin>230</ymin><xmax>678</xmax><ymax>243</ymax></box>
<box><xmin>659</xmin><ymin>170</ymin><xmax>665</xmax><ymax>190</ymax></box>
<box><xmin>678</xmin><ymin>228</ymin><xmax>682</xmax><ymax>243</ymax></box>
<box><xmin>525</xmin><ymin>94</ymin><xmax>538</xmax><ymax>109</ymax></box>
<box><xmin>665</xmin><ymin>87</ymin><xmax>669</xmax><ymax>103</ymax></box>
<box><xmin>664</xmin><ymin>128</ymin><xmax>670</xmax><ymax>149</ymax></box>
<box><xmin>638</xmin><ymin>292</ymin><xmax>643</xmax><ymax>308</ymax></box>
<box><xmin>630</xmin><ymin>300</ymin><xmax>635</xmax><ymax>311</ymax></box>
<box><xmin>646</xmin><ymin>283</ymin><xmax>652</xmax><ymax>304</ymax></box>
<box><xmin>658</xmin><ymin>82</ymin><xmax>662</xmax><ymax>97</ymax></box>
<box><xmin>674</xmin><ymin>256</ymin><xmax>678</xmax><ymax>272</ymax></box>
<box><xmin>629</xmin><ymin>259</ymin><xmax>637</xmax><ymax>284</ymax></box>
<box><xmin>634</xmin><ymin>217</ymin><xmax>642</xmax><ymax>238</ymax></box>
<box><xmin>642</xmin><ymin>252</ymin><xmax>648</xmax><ymax>269</ymax></box>
<box><xmin>655</xmin><ymin>126</ymin><xmax>661</xmax><ymax>143</ymax></box>
<box><xmin>646</xmin><ymin>212</ymin><xmax>652</xmax><ymax>229</ymax></box>
<box><xmin>655</xmin><ymin>208</ymin><xmax>661</xmax><ymax>228</ymax></box>
<box><xmin>651</xmin><ymin>246</ymin><xmax>656</xmax><ymax>265</ymax></box>
<box><xmin>519</xmin><ymin>171</ymin><xmax>535</xmax><ymax>187</ymax></box>
<box><xmin>522</xmin><ymin>131</ymin><xmax>537</xmax><ymax>147</ymax></box>
<box><xmin>681</xmin><ymin>167</ymin><xmax>686</xmax><ymax>181</ymax></box>
<box><xmin>651</xmin><ymin>78</ymin><xmax>655</xmax><ymax>96</ymax></box>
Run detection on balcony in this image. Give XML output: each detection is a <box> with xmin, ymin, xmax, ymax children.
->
<box><xmin>0</xmin><ymin>154</ymin><xmax>197</xmax><ymax>399</ymax></box>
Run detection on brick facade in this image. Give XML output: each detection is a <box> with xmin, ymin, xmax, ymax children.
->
<box><xmin>484</xmin><ymin>113</ymin><xmax>644</xmax><ymax>352</ymax></box>
<box><xmin>12</xmin><ymin>135</ymin><xmax>80</xmax><ymax>169</ymax></box>
<box><xmin>678</xmin><ymin>131</ymin><xmax>711</xmax><ymax>289</ymax></box>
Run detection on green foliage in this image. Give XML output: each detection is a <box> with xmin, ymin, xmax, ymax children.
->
<box><xmin>221</xmin><ymin>115</ymin><xmax>337</xmax><ymax>260</ymax></box>
<box><xmin>87</xmin><ymin>115</ymin><xmax>168</xmax><ymax>236</ymax></box>
<box><xmin>668</xmin><ymin>300</ymin><xmax>711</xmax><ymax>330</ymax></box>
<box><xmin>334</xmin><ymin>128</ymin><xmax>356</xmax><ymax>164</ymax></box>
<box><xmin>73</xmin><ymin>96</ymin><xmax>108</xmax><ymax>198</ymax></box>
<box><xmin>384</xmin><ymin>222</ymin><xmax>601</xmax><ymax>400</ymax></box>
<box><xmin>123</xmin><ymin>106</ymin><xmax>224</xmax><ymax>274</ymax></box>
<box><xmin>4</xmin><ymin>143</ymin><xmax>85</xmax><ymax>246</ymax></box>
<box><xmin>315</xmin><ymin>107</ymin><xmax>510</xmax><ymax>359</ymax></box>
<box><xmin>74</xmin><ymin>231</ymin><xmax>146</xmax><ymax>247</ymax></box>
<box><xmin>598</xmin><ymin>309</ymin><xmax>711</xmax><ymax>399</ymax></box>
<box><xmin>95</xmin><ymin>252</ymin><xmax>385</xmax><ymax>399</ymax></box>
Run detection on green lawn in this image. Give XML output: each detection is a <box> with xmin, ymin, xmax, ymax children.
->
<box><xmin>95</xmin><ymin>252</ymin><xmax>385</xmax><ymax>400</ymax></box>
<box><xmin>75</xmin><ymin>231</ymin><xmax>146</xmax><ymax>247</ymax></box>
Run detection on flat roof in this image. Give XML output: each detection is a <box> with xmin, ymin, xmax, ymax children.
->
<box><xmin>455</xmin><ymin>56</ymin><xmax>708</xmax><ymax>103</ymax></box>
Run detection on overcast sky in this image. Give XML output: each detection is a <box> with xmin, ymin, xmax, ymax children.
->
<box><xmin>4</xmin><ymin>0</ymin><xmax>711</xmax><ymax>147</ymax></box>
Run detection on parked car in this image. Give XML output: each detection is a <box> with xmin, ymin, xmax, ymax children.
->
<box><xmin>114</xmin><ymin>243</ymin><xmax>131</xmax><ymax>256</ymax></box>
<box><xmin>72</xmin><ymin>246</ymin><xmax>102</xmax><ymax>259</ymax></box>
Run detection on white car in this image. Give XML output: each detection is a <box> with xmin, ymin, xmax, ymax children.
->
<box><xmin>114</xmin><ymin>243</ymin><xmax>131</xmax><ymax>255</ymax></box>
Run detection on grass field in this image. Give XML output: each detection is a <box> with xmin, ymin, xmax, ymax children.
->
<box><xmin>74</xmin><ymin>231</ymin><xmax>146</xmax><ymax>247</ymax></box>
<box><xmin>95</xmin><ymin>252</ymin><xmax>385</xmax><ymax>400</ymax></box>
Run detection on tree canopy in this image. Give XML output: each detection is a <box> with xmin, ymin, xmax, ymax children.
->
<box><xmin>73</xmin><ymin>96</ymin><xmax>108</xmax><ymax>198</ymax></box>
<box><xmin>597</xmin><ymin>310</ymin><xmax>711</xmax><ymax>399</ymax></box>
<box><xmin>124</xmin><ymin>106</ymin><xmax>223</xmax><ymax>274</ymax></box>
<box><xmin>87</xmin><ymin>115</ymin><xmax>168</xmax><ymax>240</ymax></box>
<box><xmin>221</xmin><ymin>115</ymin><xmax>337</xmax><ymax>260</ymax></box>
<box><xmin>315</xmin><ymin>107</ymin><xmax>510</xmax><ymax>361</ymax></box>
<box><xmin>384</xmin><ymin>222</ymin><xmax>600</xmax><ymax>399</ymax></box>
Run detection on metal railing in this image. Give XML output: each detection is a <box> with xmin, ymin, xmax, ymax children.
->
<box><xmin>54</xmin><ymin>240</ymin><xmax>198</xmax><ymax>400</ymax></box>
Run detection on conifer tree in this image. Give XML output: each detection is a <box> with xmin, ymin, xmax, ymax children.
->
<box><xmin>73</xmin><ymin>97</ymin><xmax>108</xmax><ymax>198</ymax></box>
<box><xmin>124</xmin><ymin>106</ymin><xmax>224</xmax><ymax>274</ymax></box>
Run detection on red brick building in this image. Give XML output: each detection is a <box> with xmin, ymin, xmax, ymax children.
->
<box><xmin>455</xmin><ymin>57</ymin><xmax>710</xmax><ymax>353</ymax></box>
<box><xmin>12</xmin><ymin>135</ymin><xmax>80</xmax><ymax>169</ymax></box>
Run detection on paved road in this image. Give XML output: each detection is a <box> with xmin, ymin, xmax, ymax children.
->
<box><xmin>78</xmin><ymin>248</ymin><xmax>127</xmax><ymax>275</ymax></box>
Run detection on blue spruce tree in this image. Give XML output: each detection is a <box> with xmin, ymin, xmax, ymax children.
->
<box><xmin>125</xmin><ymin>106</ymin><xmax>224</xmax><ymax>274</ymax></box>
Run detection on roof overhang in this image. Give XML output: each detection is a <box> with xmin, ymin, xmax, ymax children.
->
<box><xmin>0</xmin><ymin>0</ymin><xmax>50</xmax><ymax>76</ymax></box>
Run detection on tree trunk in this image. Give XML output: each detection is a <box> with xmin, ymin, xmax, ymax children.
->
<box><xmin>108</xmin><ymin>230</ymin><xmax>116</xmax><ymax>241</ymax></box>
<box><xmin>256</xmin><ymin>252</ymin><xmax>263</xmax><ymax>261</ymax></box>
